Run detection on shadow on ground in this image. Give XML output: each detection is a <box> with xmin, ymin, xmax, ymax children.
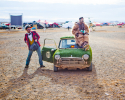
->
<box><xmin>0</xmin><ymin>64</ymin><xmax>105</xmax><ymax>99</ymax></box>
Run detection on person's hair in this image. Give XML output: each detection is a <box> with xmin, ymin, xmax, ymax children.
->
<box><xmin>25</xmin><ymin>25</ymin><xmax>31</xmax><ymax>30</ymax></box>
<box><xmin>79</xmin><ymin>17</ymin><xmax>83</xmax><ymax>20</ymax></box>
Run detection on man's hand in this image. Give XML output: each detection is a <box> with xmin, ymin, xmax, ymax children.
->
<box><xmin>79</xmin><ymin>31</ymin><xmax>83</xmax><ymax>34</ymax></box>
<box><xmin>84</xmin><ymin>44</ymin><xmax>89</xmax><ymax>51</ymax></box>
<box><xmin>35</xmin><ymin>39</ymin><xmax>37</xmax><ymax>42</ymax></box>
<box><xmin>85</xmin><ymin>32</ymin><xmax>89</xmax><ymax>35</ymax></box>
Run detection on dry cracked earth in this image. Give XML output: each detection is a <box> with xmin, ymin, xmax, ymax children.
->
<box><xmin>0</xmin><ymin>26</ymin><xmax>125</xmax><ymax>100</ymax></box>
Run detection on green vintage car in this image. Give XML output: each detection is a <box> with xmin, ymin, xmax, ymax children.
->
<box><xmin>41</xmin><ymin>36</ymin><xmax>92</xmax><ymax>72</ymax></box>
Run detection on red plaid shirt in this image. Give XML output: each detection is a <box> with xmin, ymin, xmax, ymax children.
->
<box><xmin>24</xmin><ymin>31</ymin><xmax>41</xmax><ymax>49</ymax></box>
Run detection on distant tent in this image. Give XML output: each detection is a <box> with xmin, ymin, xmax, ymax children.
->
<box><xmin>102</xmin><ymin>23</ymin><xmax>109</xmax><ymax>26</ymax></box>
<box><xmin>37</xmin><ymin>20</ymin><xmax>49</xmax><ymax>27</ymax></box>
<box><xmin>53</xmin><ymin>22</ymin><xmax>58</xmax><ymax>26</ymax></box>
<box><xmin>37</xmin><ymin>19</ymin><xmax>41</xmax><ymax>23</ymax></box>
<box><xmin>5</xmin><ymin>23</ymin><xmax>10</xmax><ymax>26</ymax></box>
<box><xmin>62</xmin><ymin>21</ymin><xmax>74</xmax><ymax>28</ymax></box>
<box><xmin>93</xmin><ymin>22</ymin><xmax>101</xmax><ymax>26</ymax></box>
<box><xmin>53</xmin><ymin>22</ymin><xmax>59</xmax><ymax>27</ymax></box>
<box><xmin>117</xmin><ymin>22</ymin><xmax>124</xmax><ymax>25</ymax></box>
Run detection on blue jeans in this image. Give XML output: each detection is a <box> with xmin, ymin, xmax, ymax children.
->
<box><xmin>26</xmin><ymin>47</ymin><xmax>43</xmax><ymax>66</ymax></box>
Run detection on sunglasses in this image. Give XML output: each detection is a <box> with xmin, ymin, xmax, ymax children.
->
<box><xmin>27</xmin><ymin>28</ymin><xmax>31</xmax><ymax>30</ymax></box>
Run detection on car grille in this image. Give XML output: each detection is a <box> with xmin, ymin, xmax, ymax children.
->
<box><xmin>59</xmin><ymin>57</ymin><xmax>84</xmax><ymax>65</ymax></box>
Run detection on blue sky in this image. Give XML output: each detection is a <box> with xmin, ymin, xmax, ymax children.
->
<box><xmin>0</xmin><ymin>0</ymin><xmax>125</xmax><ymax>23</ymax></box>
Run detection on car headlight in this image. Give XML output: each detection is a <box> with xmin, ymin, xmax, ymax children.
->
<box><xmin>55</xmin><ymin>55</ymin><xmax>60</xmax><ymax>60</ymax></box>
<box><xmin>82</xmin><ymin>54</ymin><xmax>89</xmax><ymax>60</ymax></box>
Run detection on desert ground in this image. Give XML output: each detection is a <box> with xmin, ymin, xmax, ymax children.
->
<box><xmin>0</xmin><ymin>26</ymin><xmax>125</xmax><ymax>100</ymax></box>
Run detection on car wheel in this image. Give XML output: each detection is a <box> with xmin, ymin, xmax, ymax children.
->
<box><xmin>54</xmin><ymin>65</ymin><xmax>58</xmax><ymax>72</ymax></box>
<box><xmin>88</xmin><ymin>62</ymin><xmax>92</xmax><ymax>71</ymax></box>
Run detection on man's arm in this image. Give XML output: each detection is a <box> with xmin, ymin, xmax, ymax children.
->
<box><xmin>84</xmin><ymin>24</ymin><xmax>89</xmax><ymax>33</ymax></box>
<box><xmin>24</xmin><ymin>34</ymin><xmax>27</xmax><ymax>43</ymax></box>
<box><xmin>32</xmin><ymin>31</ymin><xmax>40</xmax><ymax>41</ymax></box>
<box><xmin>72</xmin><ymin>24</ymin><xmax>79</xmax><ymax>35</ymax></box>
<box><xmin>36</xmin><ymin>32</ymin><xmax>40</xmax><ymax>40</ymax></box>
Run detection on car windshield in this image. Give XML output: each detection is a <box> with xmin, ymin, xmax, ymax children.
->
<box><xmin>59</xmin><ymin>39</ymin><xmax>77</xmax><ymax>48</ymax></box>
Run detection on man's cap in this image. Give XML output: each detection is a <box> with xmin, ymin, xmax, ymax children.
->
<box><xmin>79</xmin><ymin>17</ymin><xmax>83</xmax><ymax>20</ymax></box>
<box><xmin>25</xmin><ymin>25</ymin><xmax>31</xmax><ymax>30</ymax></box>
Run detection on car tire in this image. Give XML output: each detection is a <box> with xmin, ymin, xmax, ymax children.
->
<box><xmin>54</xmin><ymin>65</ymin><xmax>58</xmax><ymax>72</ymax></box>
<box><xmin>88</xmin><ymin>62</ymin><xmax>92</xmax><ymax>71</ymax></box>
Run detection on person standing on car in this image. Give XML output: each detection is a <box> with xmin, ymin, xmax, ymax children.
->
<box><xmin>72</xmin><ymin>17</ymin><xmax>89</xmax><ymax>50</ymax></box>
<box><xmin>24</xmin><ymin>25</ymin><xmax>45</xmax><ymax>68</ymax></box>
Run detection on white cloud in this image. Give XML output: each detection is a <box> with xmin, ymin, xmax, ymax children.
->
<box><xmin>0</xmin><ymin>16</ymin><xmax>9</xmax><ymax>19</ymax></box>
<box><xmin>25</xmin><ymin>16</ymin><xmax>43</xmax><ymax>18</ymax></box>
<box><xmin>7</xmin><ymin>0</ymin><xmax>124</xmax><ymax>5</ymax></box>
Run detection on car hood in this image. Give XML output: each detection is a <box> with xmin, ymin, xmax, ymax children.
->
<box><xmin>54</xmin><ymin>48</ymin><xmax>90</xmax><ymax>58</ymax></box>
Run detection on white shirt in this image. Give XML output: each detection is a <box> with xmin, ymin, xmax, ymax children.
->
<box><xmin>27</xmin><ymin>32</ymin><xmax>32</xmax><ymax>41</ymax></box>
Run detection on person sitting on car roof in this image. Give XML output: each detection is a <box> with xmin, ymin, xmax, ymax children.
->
<box><xmin>72</xmin><ymin>17</ymin><xmax>89</xmax><ymax>50</ymax></box>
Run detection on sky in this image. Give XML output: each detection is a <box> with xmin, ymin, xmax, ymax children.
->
<box><xmin>0</xmin><ymin>0</ymin><xmax>125</xmax><ymax>23</ymax></box>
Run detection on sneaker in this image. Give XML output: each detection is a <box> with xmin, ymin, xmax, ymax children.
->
<box><xmin>40</xmin><ymin>65</ymin><xmax>45</xmax><ymax>68</ymax></box>
<box><xmin>25</xmin><ymin>65</ymin><xmax>29</xmax><ymax>68</ymax></box>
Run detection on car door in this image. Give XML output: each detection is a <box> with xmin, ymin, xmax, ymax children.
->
<box><xmin>41</xmin><ymin>38</ymin><xmax>57</xmax><ymax>63</ymax></box>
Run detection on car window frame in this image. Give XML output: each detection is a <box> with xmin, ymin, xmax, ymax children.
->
<box><xmin>43</xmin><ymin>38</ymin><xmax>57</xmax><ymax>49</ymax></box>
<box><xmin>58</xmin><ymin>39</ymin><xmax>77</xmax><ymax>49</ymax></box>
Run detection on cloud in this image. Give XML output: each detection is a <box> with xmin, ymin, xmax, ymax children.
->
<box><xmin>1</xmin><ymin>0</ymin><xmax>125</xmax><ymax>22</ymax></box>
<box><xmin>7</xmin><ymin>0</ymin><xmax>124</xmax><ymax>5</ymax></box>
<box><xmin>0</xmin><ymin>16</ymin><xmax>10</xmax><ymax>19</ymax></box>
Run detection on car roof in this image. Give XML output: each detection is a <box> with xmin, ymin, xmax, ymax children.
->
<box><xmin>60</xmin><ymin>36</ymin><xmax>75</xmax><ymax>40</ymax></box>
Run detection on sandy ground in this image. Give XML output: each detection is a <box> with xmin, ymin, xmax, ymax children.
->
<box><xmin>0</xmin><ymin>26</ymin><xmax>125</xmax><ymax>100</ymax></box>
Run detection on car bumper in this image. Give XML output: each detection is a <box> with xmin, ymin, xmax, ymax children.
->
<box><xmin>55</xmin><ymin>57</ymin><xmax>91</xmax><ymax>69</ymax></box>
